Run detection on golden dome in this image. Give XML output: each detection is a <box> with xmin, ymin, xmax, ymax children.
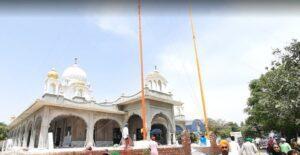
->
<box><xmin>47</xmin><ymin>68</ymin><xmax>59</xmax><ymax>79</ymax></box>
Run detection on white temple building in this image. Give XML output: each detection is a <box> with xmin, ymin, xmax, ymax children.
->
<box><xmin>7</xmin><ymin>60</ymin><xmax>186</xmax><ymax>149</ymax></box>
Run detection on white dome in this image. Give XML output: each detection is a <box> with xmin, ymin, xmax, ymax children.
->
<box><xmin>145</xmin><ymin>70</ymin><xmax>167</xmax><ymax>83</ymax></box>
<box><xmin>62</xmin><ymin>64</ymin><xmax>87</xmax><ymax>82</ymax></box>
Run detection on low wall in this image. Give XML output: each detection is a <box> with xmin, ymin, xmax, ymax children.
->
<box><xmin>3</xmin><ymin>146</ymin><xmax>186</xmax><ymax>155</ymax></box>
<box><xmin>95</xmin><ymin>141</ymin><xmax>113</xmax><ymax>147</ymax></box>
<box><xmin>193</xmin><ymin>146</ymin><xmax>220</xmax><ymax>155</ymax></box>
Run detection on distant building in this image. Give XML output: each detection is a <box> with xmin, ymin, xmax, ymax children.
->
<box><xmin>185</xmin><ymin>119</ymin><xmax>206</xmax><ymax>133</ymax></box>
<box><xmin>7</xmin><ymin>60</ymin><xmax>186</xmax><ymax>149</ymax></box>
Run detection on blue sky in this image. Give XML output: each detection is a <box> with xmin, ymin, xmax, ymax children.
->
<box><xmin>1</xmin><ymin>2</ymin><xmax>300</xmax><ymax>124</ymax></box>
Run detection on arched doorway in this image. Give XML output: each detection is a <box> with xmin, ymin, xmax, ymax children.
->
<box><xmin>94</xmin><ymin>119</ymin><xmax>121</xmax><ymax>147</ymax></box>
<box><xmin>34</xmin><ymin>117</ymin><xmax>42</xmax><ymax>148</ymax></box>
<box><xmin>48</xmin><ymin>115</ymin><xmax>87</xmax><ymax>148</ymax></box>
<box><xmin>127</xmin><ymin>114</ymin><xmax>143</xmax><ymax>141</ymax></box>
<box><xmin>151</xmin><ymin>124</ymin><xmax>167</xmax><ymax>145</ymax></box>
<box><xmin>151</xmin><ymin>113</ymin><xmax>172</xmax><ymax>145</ymax></box>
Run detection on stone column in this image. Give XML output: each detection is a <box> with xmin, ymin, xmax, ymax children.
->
<box><xmin>37</xmin><ymin>124</ymin><xmax>49</xmax><ymax>148</ymax></box>
<box><xmin>147</xmin><ymin>128</ymin><xmax>151</xmax><ymax>140</ymax></box>
<box><xmin>29</xmin><ymin>122</ymin><xmax>36</xmax><ymax>148</ymax></box>
<box><xmin>167</xmin><ymin>132</ymin><xmax>171</xmax><ymax>145</ymax></box>
<box><xmin>85</xmin><ymin>113</ymin><xmax>94</xmax><ymax>147</ymax></box>
<box><xmin>15</xmin><ymin>131</ymin><xmax>19</xmax><ymax>147</ymax></box>
<box><xmin>146</xmin><ymin>102</ymin><xmax>151</xmax><ymax>141</ymax></box>
<box><xmin>22</xmin><ymin>126</ymin><xmax>29</xmax><ymax>147</ymax></box>
<box><xmin>17</xmin><ymin>130</ymin><xmax>22</xmax><ymax>147</ymax></box>
<box><xmin>38</xmin><ymin>107</ymin><xmax>50</xmax><ymax>148</ymax></box>
<box><xmin>146</xmin><ymin>115</ymin><xmax>151</xmax><ymax>141</ymax></box>
<box><xmin>172</xmin><ymin>132</ymin><xmax>176</xmax><ymax>144</ymax></box>
<box><xmin>12</xmin><ymin>131</ymin><xmax>17</xmax><ymax>147</ymax></box>
<box><xmin>15</xmin><ymin>130</ymin><xmax>19</xmax><ymax>146</ymax></box>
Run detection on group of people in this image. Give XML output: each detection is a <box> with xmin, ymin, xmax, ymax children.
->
<box><xmin>266</xmin><ymin>137</ymin><xmax>299</xmax><ymax>155</ymax></box>
<box><xmin>219</xmin><ymin>136</ymin><xmax>258</xmax><ymax>155</ymax></box>
<box><xmin>219</xmin><ymin>136</ymin><xmax>300</xmax><ymax>155</ymax></box>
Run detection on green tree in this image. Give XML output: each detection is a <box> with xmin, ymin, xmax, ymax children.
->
<box><xmin>208</xmin><ymin>118</ymin><xmax>241</xmax><ymax>138</ymax></box>
<box><xmin>0</xmin><ymin>122</ymin><xmax>8</xmax><ymax>140</ymax></box>
<box><xmin>245</xmin><ymin>40</ymin><xmax>300</xmax><ymax>139</ymax></box>
<box><xmin>240</xmin><ymin>122</ymin><xmax>260</xmax><ymax>138</ymax></box>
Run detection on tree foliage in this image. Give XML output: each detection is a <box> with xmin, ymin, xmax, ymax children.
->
<box><xmin>245</xmin><ymin>40</ymin><xmax>300</xmax><ymax>138</ymax></box>
<box><xmin>0</xmin><ymin>122</ymin><xmax>8</xmax><ymax>140</ymax></box>
<box><xmin>208</xmin><ymin>118</ymin><xmax>240</xmax><ymax>138</ymax></box>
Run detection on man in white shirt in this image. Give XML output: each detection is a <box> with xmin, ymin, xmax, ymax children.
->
<box><xmin>229</xmin><ymin>136</ymin><xmax>240</xmax><ymax>155</ymax></box>
<box><xmin>240</xmin><ymin>138</ymin><xmax>258</xmax><ymax>155</ymax></box>
<box><xmin>122</xmin><ymin>124</ymin><xmax>129</xmax><ymax>139</ymax></box>
<box><xmin>122</xmin><ymin>123</ymin><xmax>129</xmax><ymax>148</ymax></box>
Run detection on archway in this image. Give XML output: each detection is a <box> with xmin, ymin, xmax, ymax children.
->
<box><xmin>127</xmin><ymin>114</ymin><xmax>143</xmax><ymax>141</ymax></box>
<box><xmin>93</xmin><ymin>119</ymin><xmax>121</xmax><ymax>147</ymax></box>
<box><xmin>48</xmin><ymin>115</ymin><xmax>87</xmax><ymax>148</ymax></box>
<box><xmin>151</xmin><ymin>124</ymin><xmax>167</xmax><ymax>145</ymax></box>
<box><xmin>151</xmin><ymin>113</ymin><xmax>172</xmax><ymax>145</ymax></box>
<box><xmin>34</xmin><ymin>117</ymin><xmax>42</xmax><ymax>148</ymax></box>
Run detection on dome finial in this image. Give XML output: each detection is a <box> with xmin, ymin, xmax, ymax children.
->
<box><xmin>74</xmin><ymin>57</ymin><xmax>78</xmax><ymax>65</ymax></box>
<box><xmin>155</xmin><ymin>65</ymin><xmax>158</xmax><ymax>71</ymax></box>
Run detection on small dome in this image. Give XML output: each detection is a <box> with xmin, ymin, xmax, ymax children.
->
<box><xmin>145</xmin><ymin>69</ymin><xmax>167</xmax><ymax>83</ymax></box>
<box><xmin>47</xmin><ymin>68</ymin><xmax>59</xmax><ymax>79</ymax></box>
<box><xmin>145</xmin><ymin>67</ymin><xmax>169</xmax><ymax>92</ymax></box>
<box><xmin>62</xmin><ymin>64</ymin><xmax>87</xmax><ymax>82</ymax></box>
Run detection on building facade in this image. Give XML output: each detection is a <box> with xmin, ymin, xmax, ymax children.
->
<box><xmin>7</xmin><ymin>61</ymin><xmax>186</xmax><ymax>149</ymax></box>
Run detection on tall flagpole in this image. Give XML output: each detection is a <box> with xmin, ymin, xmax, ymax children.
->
<box><xmin>188</xmin><ymin>4</ymin><xmax>210</xmax><ymax>135</ymax></box>
<box><xmin>138</xmin><ymin>0</ymin><xmax>147</xmax><ymax>140</ymax></box>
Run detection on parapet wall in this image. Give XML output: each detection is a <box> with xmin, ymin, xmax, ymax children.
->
<box><xmin>3</xmin><ymin>146</ymin><xmax>186</xmax><ymax>155</ymax></box>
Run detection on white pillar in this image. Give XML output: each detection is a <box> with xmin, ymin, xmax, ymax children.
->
<box><xmin>17</xmin><ymin>131</ymin><xmax>22</xmax><ymax>147</ymax></box>
<box><xmin>147</xmin><ymin>128</ymin><xmax>151</xmax><ymax>140</ymax></box>
<box><xmin>22</xmin><ymin>126</ymin><xmax>29</xmax><ymax>148</ymax></box>
<box><xmin>38</xmin><ymin>124</ymin><xmax>49</xmax><ymax>148</ymax></box>
<box><xmin>38</xmin><ymin>107</ymin><xmax>50</xmax><ymax>148</ymax></box>
<box><xmin>12</xmin><ymin>131</ymin><xmax>17</xmax><ymax>147</ymax></box>
<box><xmin>85</xmin><ymin>113</ymin><xmax>94</xmax><ymax>146</ymax></box>
<box><xmin>172</xmin><ymin>132</ymin><xmax>176</xmax><ymax>144</ymax></box>
<box><xmin>29</xmin><ymin>122</ymin><xmax>36</xmax><ymax>148</ymax></box>
<box><xmin>146</xmin><ymin>103</ymin><xmax>151</xmax><ymax>141</ymax></box>
<box><xmin>167</xmin><ymin>132</ymin><xmax>171</xmax><ymax>145</ymax></box>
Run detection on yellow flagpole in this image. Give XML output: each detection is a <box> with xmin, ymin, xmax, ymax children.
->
<box><xmin>138</xmin><ymin>0</ymin><xmax>147</xmax><ymax>140</ymax></box>
<box><xmin>188</xmin><ymin>4</ymin><xmax>210</xmax><ymax>135</ymax></box>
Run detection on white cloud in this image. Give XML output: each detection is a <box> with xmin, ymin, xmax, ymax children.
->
<box><xmin>96</xmin><ymin>16</ymin><xmax>137</xmax><ymax>38</ymax></box>
<box><xmin>87</xmin><ymin>2</ymin><xmax>137</xmax><ymax>38</ymax></box>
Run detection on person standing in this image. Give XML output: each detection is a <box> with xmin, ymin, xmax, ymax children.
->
<box><xmin>229</xmin><ymin>136</ymin><xmax>240</xmax><ymax>155</ymax></box>
<box><xmin>122</xmin><ymin>123</ymin><xmax>129</xmax><ymax>148</ymax></box>
<box><xmin>149</xmin><ymin>136</ymin><xmax>158</xmax><ymax>155</ymax></box>
<box><xmin>280</xmin><ymin>138</ymin><xmax>292</xmax><ymax>154</ymax></box>
<box><xmin>240</xmin><ymin>138</ymin><xmax>258</xmax><ymax>155</ymax></box>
